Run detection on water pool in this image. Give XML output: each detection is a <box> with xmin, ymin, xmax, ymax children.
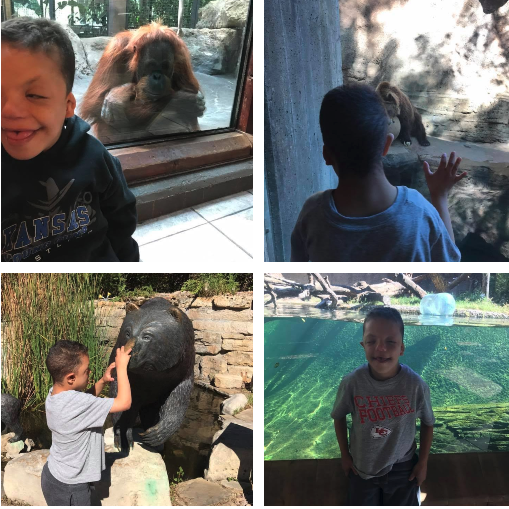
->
<box><xmin>264</xmin><ymin>313</ymin><xmax>509</xmax><ymax>461</ymax></box>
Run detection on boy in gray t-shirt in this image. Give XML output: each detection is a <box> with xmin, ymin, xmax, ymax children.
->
<box><xmin>331</xmin><ymin>308</ymin><xmax>435</xmax><ymax>506</ymax></box>
<box><xmin>291</xmin><ymin>83</ymin><xmax>466</xmax><ymax>262</ymax></box>
<box><xmin>41</xmin><ymin>340</ymin><xmax>132</xmax><ymax>506</ymax></box>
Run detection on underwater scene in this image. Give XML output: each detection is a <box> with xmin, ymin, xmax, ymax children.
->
<box><xmin>264</xmin><ymin>316</ymin><xmax>509</xmax><ymax>461</ymax></box>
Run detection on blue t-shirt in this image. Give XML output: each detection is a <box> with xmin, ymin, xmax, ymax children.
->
<box><xmin>290</xmin><ymin>187</ymin><xmax>461</xmax><ymax>262</ymax></box>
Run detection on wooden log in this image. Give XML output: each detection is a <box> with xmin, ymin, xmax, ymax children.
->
<box><xmin>395</xmin><ymin>273</ymin><xmax>427</xmax><ymax>298</ymax></box>
<box><xmin>447</xmin><ymin>273</ymin><xmax>471</xmax><ymax>292</ymax></box>
<box><xmin>312</xmin><ymin>273</ymin><xmax>339</xmax><ymax>308</ymax></box>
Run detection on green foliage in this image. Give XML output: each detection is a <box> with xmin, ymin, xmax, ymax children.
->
<box><xmin>126</xmin><ymin>0</ymin><xmax>214</xmax><ymax>29</ymax></box>
<box><xmin>171</xmin><ymin>466</ymin><xmax>185</xmax><ymax>485</ymax></box>
<box><xmin>1</xmin><ymin>274</ymin><xmax>107</xmax><ymax>410</ymax></box>
<box><xmin>181</xmin><ymin>273</ymin><xmax>239</xmax><ymax>296</ymax></box>
<box><xmin>491</xmin><ymin>273</ymin><xmax>509</xmax><ymax>305</ymax></box>
<box><xmin>96</xmin><ymin>273</ymin><xmax>252</xmax><ymax>300</ymax></box>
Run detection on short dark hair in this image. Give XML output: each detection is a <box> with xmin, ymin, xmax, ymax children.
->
<box><xmin>1</xmin><ymin>17</ymin><xmax>75</xmax><ymax>94</ymax></box>
<box><xmin>363</xmin><ymin>307</ymin><xmax>404</xmax><ymax>341</ymax></box>
<box><xmin>319</xmin><ymin>83</ymin><xmax>388</xmax><ymax>178</ymax></box>
<box><xmin>46</xmin><ymin>340</ymin><xmax>88</xmax><ymax>384</ymax></box>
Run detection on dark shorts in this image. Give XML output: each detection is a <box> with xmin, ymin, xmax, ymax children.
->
<box><xmin>348</xmin><ymin>454</ymin><xmax>421</xmax><ymax>506</ymax></box>
<box><xmin>41</xmin><ymin>463</ymin><xmax>92</xmax><ymax>506</ymax></box>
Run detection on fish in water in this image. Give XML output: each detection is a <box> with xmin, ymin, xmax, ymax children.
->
<box><xmin>274</xmin><ymin>363</ymin><xmax>280</xmax><ymax>368</ymax></box>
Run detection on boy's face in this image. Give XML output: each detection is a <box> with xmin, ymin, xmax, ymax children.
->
<box><xmin>1</xmin><ymin>44</ymin><xmax>76</xmax><ymax>161</ymax></box>
<box><xmin>360</xmin><ymin>317</ymin><xmax>404</xmax><ymax>380</ymax></box>
<box><xmin>65</xmin><ymin>354</ymin><xmax>91</xmax><ymax>392</ymax></box>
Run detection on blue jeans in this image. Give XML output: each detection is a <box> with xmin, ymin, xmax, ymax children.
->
<box><xmin>347</xmin><ymin>454</ymin><xmax>421</xmax><ymax>506</ymax></box>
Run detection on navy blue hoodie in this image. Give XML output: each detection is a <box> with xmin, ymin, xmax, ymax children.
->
<box><xmin>2</xmin><ymin>115</ymin><xmax>139</xmax><ymax>262</ymax></box>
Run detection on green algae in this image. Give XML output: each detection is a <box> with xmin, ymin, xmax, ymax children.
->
<box><xmin>264</xmin><ymin>317</ymin><xmax>509</xmax><ymax>461</ymax></box>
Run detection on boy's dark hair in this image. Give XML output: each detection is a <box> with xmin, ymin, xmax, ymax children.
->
<box><xmin>1</xmin><ymin>17</ymin><xmax>75</xmax><ymax>94</ymax></box>
<box><xmin>46</xmin><ymin>340</ymin><xmax>88</xmax><ymax>384</ymax></box>
<box><xmin>319</xmin><ymin>83</ymin><xmax>388</xmax><ymax>178</ymax></box>
<box><xmin>363</xmin><ymin>307</ymin><xmax>404</xmax><ymax>341</ymax></box>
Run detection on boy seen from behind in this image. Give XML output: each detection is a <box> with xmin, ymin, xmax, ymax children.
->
<box><xmin>331</xmin><ymin>308</ymin><xmax>434</xmax><ymax>506</ymax></box>
<box><xmin>42</xmin><ymin>340</ymin><xmax>132</xmax><ymax>506</ymax></box>
<box><xmin>1</xmin><ymin>18</ymin><xmax>139</xmax><ymax>262</ymax></box>
<box><xmin>291</xmin><ymin>84</ymin><xmax>466</xmax><ymax>262</ymax></box>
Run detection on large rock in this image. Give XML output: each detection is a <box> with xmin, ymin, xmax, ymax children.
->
<box><xmin>195</xmin><ymin>330</ymin><xmax>223</xmax><ymax>354</ymax></box>
<box><xmin>181</xmin><ymin>28</ymin><xmax>243</xmax><ymax>75</ymax></box>
<box><xmin>224</xmin><ymin>351</ymin><xmax>253</xmax><ymax>366</ymax></box>
<box><xmin>200</xmin><ymin>355</ymin><xmax>228</xmax><ymax>382</ymax></box>
<box><xmin>81</xmin><ymin>36</ymin><xmax>114</xmax><ymax>73</ymax></box>
<box><xmin>222</xmin><ymin>337</ymin><xmax>253</xmax><ymax>352</ymax></box>
<box><xmin>221</xmin><ymin>394</ymin><xmax>248</xmax><ymax>415</ymax></box>
<box><xmin>193</xmin><ymin>319</ymin><xmax>253</xmax><ymax>336</ymax></box>
<box><xmin>3</xmin><ymin>429</ymin><xmax>171</xmax><ymax>506</ymax></box>
<box><xmin>213</xmin><ymin>294</ymin><xmax>252</xmax><ymax>310</ymax></box>
<box><xmin>228</xmin><ymin>365</ymin><xmax>253</xmax><ymax>383</ymax></box>
<box><xmin>4</xmin><ymin>449</ymin><xmax>49</xmax><ymax>506</ymax></box>
<box><xmin>197</xmin><ymin>0</ymin><xmax>249</xmax><ymax>28</ymax></box>
<box><xmin>95</xmin><ymin>428</ymin><xmax>171</xmax><ymax>505</ymax></box>
<box><xmin>213</xmin><ymin>373</ymin><xmax>243</xmax><ymax>389</ymax></box>
<box><xmin>339</xmin><ymin>0</ymin><xmax>509</xmax><ymax>143</ymax></box>
<box><xmin>205</xmin><ymin>422</ymin><xmax>252</xmax><ymax>482</ymax></box>
<box><xmin>173</xmin><ymin>478</ymin><xmax>231</xmax><ymax>506</ymax></box>
<box><xmin>59</xmin><ymin>23</ymin><xmax>92</xmax><ymax>76</ymax></box>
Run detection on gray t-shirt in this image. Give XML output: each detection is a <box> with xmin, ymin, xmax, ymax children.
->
<box><xmin>45</xmin><ymin>387</ymin><xmax>114</xmax><ymax>484</ymax></box>
<box><xmin>291</xmin><ymin>187</ymin><xmax>461</xmax><ymax>262</ymax></box>
<box><xmin>331</xmin><ymin>363</ymin><xmax>435</xmax><ymax>480</ymax></box>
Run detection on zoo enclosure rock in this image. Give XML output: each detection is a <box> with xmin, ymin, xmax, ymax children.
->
<box><xmin>94</xmin><ymin>292</ymin><xmax>253</xmax><ymax>390</ymax></box>
<box><xmin>205</xmin><ymin>408</ymin><xmax>253</xmax><ymax>483</ymax></box>
<box><xmin>3</xmin><ymin>428</ymin><xmax>171</xmax><ymax>506</ymax></box>
<box><xmin>197</xmin><ymin>0</ymin><xmax>250</xmax><ymax>29</ymax></box>
<box><xmin>340</xmin><ymin>0</ymin><xmax>509</xmax><ymax>143</ymax></box>
<box><xmin>3</xmin><ymin>449</ymin><xmax>48</xmax><ymax>506</ymax></box>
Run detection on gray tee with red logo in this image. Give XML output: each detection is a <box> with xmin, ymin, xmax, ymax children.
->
<box><xmin>331</xmin><ymin>363</ymin><xmax>435</xmax><ymax>479</ymax></box>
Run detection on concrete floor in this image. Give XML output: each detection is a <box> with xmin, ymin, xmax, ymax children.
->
<box><xmin>133</xmin><ymin>190</ymin><xmax>253</xmax><ymax>262</ymax></box>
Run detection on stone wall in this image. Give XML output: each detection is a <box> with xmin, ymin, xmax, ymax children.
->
<box><xmin>94</xmin><ymin>292</ymin><xmax>253</xmax><ymax>391</ymax></box>
<box><xmin>340</xmin><ymin>0</ymin><xmax>509</xmax><ymax>143</ymax></box>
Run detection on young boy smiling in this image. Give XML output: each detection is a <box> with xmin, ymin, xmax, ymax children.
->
<box><xmin>331</xmin><ymin>307</ymin><xmax>434</xmax><ymax>506</ymax></box>
<box><xmin>42</xmin><ymin>340</ymin><xmax>132</xmax><ymax>506</ymax></box>
<box><xmin>1</xmin><ymin>17</ymin><xmax>139</xmax><ymax>262</ymax></box>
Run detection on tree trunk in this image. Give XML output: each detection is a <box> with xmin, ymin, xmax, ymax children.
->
<box><xmin>395</xmin><ymin>273</ymin><xmax>427</xmax><ymax>298</ymax></box>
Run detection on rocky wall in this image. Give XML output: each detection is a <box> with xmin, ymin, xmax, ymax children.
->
<box><xmin>340</xmin><ymin>0</ymin><xmax>509</xmax><ymax>143</ymax></box>
<box><xmin>94</xmin><ymin>291</ymin><xmax>253</xmax><ymax>391</ymax></box>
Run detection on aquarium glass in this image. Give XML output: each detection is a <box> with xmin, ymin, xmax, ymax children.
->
<box><xmin>264</xmin><ymin>317</ymin><xmax>509</xmax><ymax>461</ymax></box>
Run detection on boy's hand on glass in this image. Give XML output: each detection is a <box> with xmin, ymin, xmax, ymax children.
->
<box><xmin>115</xmin><ymin>346</ymin><xmax>132</xmax><ymax>371</ymax></box>
<box><xmin>341</xmin><ymin>453</ymin><xmax>359</xmax><ymax>477</ymax></box>
<box><xmin>408</xmin><ymin>459</ymin><xmax>427</xmax><ymax>486</ymax></box>
<box><xmin>101</xmin><ymin>362</ymin><xmax>116</xmax><ymax>382</ymax></box>
<box><xmin>423</xmin><ymin>152</ymin><xmax>466</xmax><ymax>200</ymax></box>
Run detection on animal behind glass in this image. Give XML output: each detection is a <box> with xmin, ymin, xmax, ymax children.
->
<box><xmin>376</xmin><ymin>81</ymin><xmax>430</xmax><ymax>147</ymax></box>
<box><xmin>80</xmin><ymin>23</ymin><xmax>205</xmax><ymax>141</ymax></box>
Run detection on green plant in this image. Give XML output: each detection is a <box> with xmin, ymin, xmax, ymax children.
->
<box><xmin>181</xmin><ymin>273</ymin><xmax>240</xmax><ymax>296</ymax></box>
<box><xmin>227</xmin><ymin>477</ymin><xmax>238</xmax><ymax>482</ymax></box>
<box><xmin>171</xmin><ymin>466</ymin><xmax>185</xmax><ymax>485</ymax></box>
<box><xmin>1</xmin><ymin>274</ymin><xmax>108</xmax><ymax>410</ymax></box>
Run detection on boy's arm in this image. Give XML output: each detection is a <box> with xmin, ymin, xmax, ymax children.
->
<box><xmin>430</xmin><ymin>196</ymin><xmax>455</xmax><ymax>243</ymax></box>
<box><xmin>86</xmin><ymin>378</ymin><xmax>106</xmax><ymax>397</ymax></box>
<box><xmin>423</xmin><ymin>153</ymin><xmax>466</xmax><ymax>245</ymax></box>
<box><xmin>101</xmin><ymin>156</ymin><xmax>140</xmax><ymax>262</ymax></box>
<box><xmin>418</xmin><ymin>422</ymin><xmax>433</xmax><ymax>463</ymax></box>
<box><xmin>334</xmin><ymin>417</ymin><xmax>350</xmax><ymax>456</ymax></box>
